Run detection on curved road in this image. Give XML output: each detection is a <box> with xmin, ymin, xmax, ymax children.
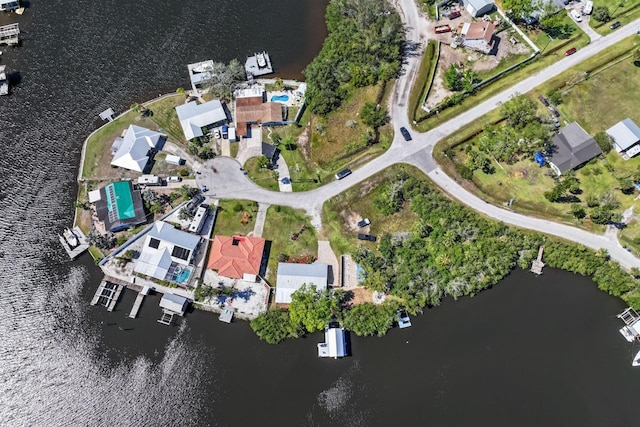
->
<box><xmin>197</xmin><ymin>1</ymin><xmax>640</xmax><ymax>269</ymax></box>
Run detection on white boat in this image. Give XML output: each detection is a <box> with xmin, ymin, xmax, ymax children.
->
<box><xmin>397</xmin><ymin>310</ymin><xmax>412</xmax><ymax>329</ymax></box>
<box><xmin>633</xmin><ymin>349</ymin><xmax>640</xmax><ymax>367</ymax></box>
<box><xmin>256</xmin><ymin>52</ymin><xmax>267</xmax><ymax>68</ymax></box>
<box><xmin>63</xmin><ymin>228</ymin><xmax>78</xmax><ymax>247</ymax></box>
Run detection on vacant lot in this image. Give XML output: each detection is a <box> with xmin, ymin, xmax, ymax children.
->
<box><xmin>213</xmin><ymin>200</ymin><xmax>258</xmax><ymax>237</ymax></box>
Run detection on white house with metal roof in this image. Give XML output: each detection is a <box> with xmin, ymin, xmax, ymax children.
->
<box><xmin>275</xmin><ymin>262</ymin><xmax>329</xmax><ymax>304</ymax></box>
<box><xmin>176</xmin><ymin>100</ymin><xmax>227</xmax><ymax>141</ymax></box>
<box><xmin>606</xmin><ymin>118</ymin><xmax>640</xmax><ymax>160</ymax></box>
<box><xmin>134</xmin><ymin>221</ymin><xmax>201</xmax><ymax>281</ymax></box>
<box><xmin>0</xmin><ymin>0</ymin><xmax>20</xmax><ymax>12</ymax></box>
<box><xmin>463</xmin><ymin>0</ymin><xmax>495</xmax><ymax>17</ymax></box>
<box><xmin>317</xmin><ymin>327</ymin><xmax>347</xmax><ymax>359</ymax></box>
<box><xmin>110</xmin><ymin>125</ymin><xmax>164</xmax><ymax>172</ymax></box>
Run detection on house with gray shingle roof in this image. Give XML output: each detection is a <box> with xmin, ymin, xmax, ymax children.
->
<box><xmin>548</xmin><ymin>122</ymin><xmax>602</xmax><ymax>175</ymax></box>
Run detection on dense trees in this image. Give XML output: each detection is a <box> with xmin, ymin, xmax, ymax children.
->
<box><xmin>360</xmin><ymin>102</ymin><xmax>389</xmax><ymax>128</ymax></box>
<box><xmin>203</xmin><ymin>59</ymin><xmax>246</xmax><ymax>101</ymax></box>
<box><xmin>342</xmin><ymin>303</ymin><xmax>396</xmax><ymax>336</ymax></box>
<box><xmin>503</xmin><ymin>0</ymin><xmax>537</xmax><ymax>19</ymax></box>
<box><xmin>304</xmin><ymin>0</ymin><xmax>404</xmax><ymax>114</ymax></box>
<box><xmin>592</xmin><ymin>6</ymin><xmax>611</xmax><ymax>23</ymax></box>
<box><xmin>444</xmin><ymin>65</ymin><xmax>480</xmax><ymax>92</ymax></box>
<box><xmin>289</xmin><ymin>285</ymin><xmax>343</xmax><ymax>333</ymax></box>
<box><xmin>250</xmin><ymin>308</ymin><xmax>300</xmax><ymax>344</ymax></box>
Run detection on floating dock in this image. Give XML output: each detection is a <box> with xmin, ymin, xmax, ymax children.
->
<box><xmin>0</xmin><ymin>23</ymin><xmax>19</xmax><ymax>46</ymax></box>
<box><xmin>219</xmin><ymin>307</ymin><xmax>234</xmax><ymax>323</ymax></box>
<box><xmin>618</xmin><ymin>307</ymin><xmax>640</xmax><ymax>342</ymax></box>
<box><xmin>245</xmin><ymin>51</ymin><xmax>273</xmax><ymax>79</ymax></box>
<box><xmin>90</xmin><ymin>280</ymin><xmax>124</xmax><ymax>312</ymax></box>
<box><xmin>129</xmin><ymin>286</ymin><xmax>150</xmax><ymax>318</ymax></box>
<box><xmin>530</xmin><ymin>246</ymin><xmax>545</xmax><ymax>275</ymax></box>
<box><xmin>59</xmin><ymin>226</ymin><xmax>90</xmax><ymax>259</ymax></box>
<box><xmin>0</xmin><ymin>64</ymin><xmax>7</xmax><ymax>96</ymax></box>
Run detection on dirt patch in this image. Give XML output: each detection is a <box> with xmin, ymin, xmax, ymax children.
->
<box><xmin>347</xmin><ymin>287</ymin><xmax>373</xmax><ymax>306</ymax></box>
<box><xmin>341</xmin><ymin>210</ymin><xmax>363</xmax><ymax>232</ymax></box>
<box><xmin>296</xmin><ymin>127</ymin><xmax>312</xmax><ymax>163</ymax></box>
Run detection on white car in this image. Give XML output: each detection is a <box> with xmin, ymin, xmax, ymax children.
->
<box><xmin>571</xmin><ymin>9</ymin><xmax>582</xmax><ymax>22</ymax></box>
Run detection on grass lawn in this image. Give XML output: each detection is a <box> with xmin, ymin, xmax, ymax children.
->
<box><xmin>322</xmin><ymin>164</ymin><xmax>424</xmax><ymax>256</ymax></box>
<box><xmin>230</xmin><ymin>141</ymin><xmax>239</xmax><ymax>158</ymax></box>
<box><xmin>590</xmin><ymin>0</ymin><xmax>640</xmax><ymax>35</ymax></box>
<box><xmin>244</xmin><ymin>157</ymin><xmax>279</xmax><ymax>191</ymax></box>
<box><xmin>147</xmin><ymin>95</ymin><xmax>187</xmax><ymax>144</ymax></box>
<box><xmin>152</xmin><ymin>152</ymin><xmax>191</xmax><ymax>176</ymax></box>
<box><xmin>213</xmin><ymin>200</ymin><xmax>258</xmax><ymax>237</ymax></box>
<box><xmin>261</xmin><ymin>206</ymin><xmax>318</xmax><ymax>281</ymax></box>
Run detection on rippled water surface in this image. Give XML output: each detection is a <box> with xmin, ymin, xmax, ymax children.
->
<box><xmin>1</xmin><ymin>1</ymin><xmax>640</xmax><ymax>426</ymax></box>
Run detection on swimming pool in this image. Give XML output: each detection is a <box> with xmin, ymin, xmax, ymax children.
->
<box><xmin>270</xmin><ymin>94</ymin><xmax>289</xmax><ymax>103</ymax></box>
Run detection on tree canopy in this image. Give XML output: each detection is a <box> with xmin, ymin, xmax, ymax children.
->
<box><xmin>304</xmin><ymin>0</ymin><xmax>404</xmax><ymax>115</ymax></box>
<box><xmin>289</xmin><ymin>285</ymin><xmax>343</xmax><ymax>333</ymax></box>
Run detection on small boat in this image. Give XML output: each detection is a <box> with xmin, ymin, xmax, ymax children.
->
<box><xmin>633</xmin><ymin>349</ymin><xmax>640</xmax><ymax>367</ymax></box>
<box><xmin>15</xmin><ymin>7</ymin><xmax>25</xmax><ymax>15</ymax></box>
<box><xmin>397</xmin><ymin>310</ymin><xmax>412</xmax><ymax>329</ymax></box>
<box><xmin>256</xmin><ymin>52</ymin><xmax>267</xmax><ymax>68</ymax></box>
<box><xmin>63</xmin><ymin>228</ymin><xmax>78</xmax><ymax>247</ymax></box>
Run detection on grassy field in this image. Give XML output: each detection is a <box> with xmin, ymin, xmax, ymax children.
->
<box><xmin>590</xmin><ymin>0</ymin><xmax>640</xmax><ymax>35</ymax></box>
<box><xmin>212</xmin><ymin>200</ymin><xmax>258</xmax><ymax>237</ymax></box>
<box><xmin>410</xmin><ymin>40</ymin><xmax>438</xmax><ymax>122</ymax></box>
<box><xmin>244</xmin><ymin>157</ymin><xmax>279</xmax><ymax>191</ymax></box>
<box><xmin>322</xmin><ymin>164</ymin><xmax>423</xmax><ymax>256</ymax></box>
<box><xmin>146</xmin><ymin>95</ymin><xmax>187</xmax><ymax>144</ymax></box>
<box><xmin>261</xmin><ymin>206</ymin><xmax>317</xmax><ymax>281</ymax></box>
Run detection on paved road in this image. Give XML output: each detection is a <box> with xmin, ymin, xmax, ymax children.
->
<box><xmin>196</xmin><ymin>1</ymin><xmax>640</xmax><ymax>269</ymax></box>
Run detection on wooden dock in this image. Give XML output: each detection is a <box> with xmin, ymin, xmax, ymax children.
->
<box><xmin>107</xmin><ymin>285</ymin><xmax>124</xmax><ymax>311</ymax></box>
<box><xmin>90</xmin><ymin>280</ymin><xmax>108</xmax><ymax>306</ymax></box>
<box><xmin>90</xmin><ymin>279</ymin><xmax>124</xmax><ymax>312</ymax></box>
<box><xmin>530</xmin><ymin>246</ymin><xmax>545</xmax><ymax>275</ymax></box>
<box><xmin>129</xmin><ymin>286</ymin><xmax>150</xmax><ymax>318</ymax></box>
<box><xmin>0</xmin><ymin>23</ymin><xmax>19</xmax><ymax>46</ymax></box>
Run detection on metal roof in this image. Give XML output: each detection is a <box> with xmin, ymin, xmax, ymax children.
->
<box><xmin>176</xmin><ymin>100</ymin><xmax>227</xmax><ymax>140</ymax></box>
<box><xmin>275</xmin><ymin>263</ymin><xmax>329</xmax><ymax>304</ymax></box>
<box><xmin>607</xmin><ymin>118</ymin><xmax>640</xmax><ymax>152</ymax></box>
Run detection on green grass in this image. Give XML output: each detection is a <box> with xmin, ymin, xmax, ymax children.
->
<box><xmin>213</xmin><ymin>200</ymin><xmax>258</xmax><ymax>237</ymax></box>
<box><xmin>244</xmin><ymin>157</ymin><xmax>280</xmax><ymax>191</ymax></box>
<box><xmin>147</xmin><ymin>95</ymin><xmax>187</xmax><ymax>144</ymax></box>
<box><xmin>230</xmin><ymin>141</ymin><xmax>239</xmax><ymax>158</ymax></box>
<box><xmin>590</xmin><ymin>0</ymin><xmax>640</xmax><ymax>35</ymax></box>
<box><xmin>261</xmin><ymin>206</ymin><xmax>317</xmax><ymax>281</ymax></box>
<box><xmin>152</xmin><ymin>152</ymin><xmax>191</xmax><ymax>176</ymax></box>
<box><xmin>410</xmin><ymin>40</ymin><xmax>438</xmax><ymax>122</ymax></box>
<box><xmin>322</xmin><ymin>164</ymin><xmax>423</xmax><ymax>256</ymax></box>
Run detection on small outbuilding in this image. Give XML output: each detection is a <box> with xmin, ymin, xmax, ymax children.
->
<box><xmin>607</xmin><ymin>118</ymin><xmax>640</xmax><ymax>160</ymax></box>
<box><xmin>548</xmin><ymin>122</ymin><xmax>602</xmax><ymax>175</ymax></box>
<box><xmin>159</xmin><ymin>293</ymin><xmax>189</xmax><ymax>316</ymax></box>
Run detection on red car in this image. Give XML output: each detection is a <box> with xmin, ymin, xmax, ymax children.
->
<box><xmin>565</xmin><ymin>47</ymin><xmax>577</xmax><ymax>56</ymax></box>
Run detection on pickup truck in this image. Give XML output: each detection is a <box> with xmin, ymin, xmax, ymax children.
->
<box><xmin>357</xmin><ymin>218</ymin><xmax>371</xmax><ymax>228</ymax></box>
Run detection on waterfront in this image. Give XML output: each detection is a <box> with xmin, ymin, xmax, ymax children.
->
<box><xmin>1</xmin><ymin>1</ymin><xmax>640</xmax><ymax>426</ymax></box>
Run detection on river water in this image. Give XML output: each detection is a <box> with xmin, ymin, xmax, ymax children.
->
<box><xmin>1</xmin><ymin>1</ymin><xmax>639</xmax><ymax>426</ymax></box>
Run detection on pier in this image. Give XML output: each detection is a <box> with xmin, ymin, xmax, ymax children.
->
<box><xmin>530</xmin><ymin>246</ymin><xmax>545</xmax><ymax>275</ymax></box>
<box><xmin>245</xmin><ymin>51</ymin><xmax>273</xmax><ymax>79</ymax></box>
<box><xmin>128</xmin><ymin>286</ymin><xmax>150</xmax><ymax>318</ymax></box>
<box><xmin>618</xmin><ymin>308</ymin><xmax>640</xmax><ymax>342</ymax></box>
<box><xmin>59</xmin><ymin>226</ymin><xmax>90</xmax><ymax>259</ymax></box>
<box><xmin>90</xmin><ymin>280</ymin><xmax>124</xmax><ymax>311</ymax></box>
<box><xmin>0</xmin><ymin>23</ymin><xmax>19</xmax><ymax>46</ymax></box>
<box><xmin>0</xmin><ymin>65</ymin><xmax>7</xmax><ymax>96</ymax></box>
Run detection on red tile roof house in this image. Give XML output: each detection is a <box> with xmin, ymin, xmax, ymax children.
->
<box><xmin>206</xmin><ymin>235</ymin><xmax>266</xmax><ymax>281</ymax></box>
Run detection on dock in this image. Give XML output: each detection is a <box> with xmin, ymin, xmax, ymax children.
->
<box><xmin>245</xmin><ymin>51</ymin><xmax>273</xmax><ymax>79</ymax></box>
<box><xmin>0</xmin><ymin>65</ymin><xmax>7</xmax><ymax>96</ymax></box>
<box><xmin>59</xmin><ymin>226</ymin><xmax>90</xmax><ymax>259</ymax></box>
<box><xmin>90</xmin><ymin>280</ymin><xmax>123</xmax><ymax>312</ymax></box>
<box><xmin>0</xmin><ymin>23</ymin><xmax>19</xmax><ymax>46</ymax></box>
<box><xmin>129</xmin><ymin>286</ymin><xmax>150</xmax><ymax>318</ymax></box>
<box><xmin>530</xmin><ymin>246</ymin><xmax>545</xmax><ymax>275</ymax></box>
<box><xmin>219</xmin><ymin>307</ymin><xmax>234</xmax><ymax>323</ymax></box>
<box><xmin>618</xmin><ymin>307</ymin><xmax>640</xmax><ymax>342</ymax></box>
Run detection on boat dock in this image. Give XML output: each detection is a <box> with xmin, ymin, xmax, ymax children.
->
<box><xmin>0</xmin><ymin>23</ymin><xmax>19</xmax><ymax>46</ymax></box>
<box><xmin>219</xmin><ymin>307</ymin><xmax>234</xmax><ymax>323</ymax></box>
<box><xmin>245</xmin><ymin>51</ymin><xmax>273</xmax><ymax>79</ymax></box>
<box><xmin>90</xmin><ymin>280</ymin><xmax>124</xmax><ymax>311</ymax></box>
<box><xmin>530</xmin><ymin>246</ymin><xmax>545</xmax><ymax>275</ymax></box>
<box><xmin>0</xmin><ymin>64</ymin><xmax>7</xmax><ymax>96</ymax></box>
<box><xmin>129</xmin><ymin>286</ymin><xmax>150</xmax><ymax>318</ymax></box>
<box><xmin>59</xmin><ymin>226</ymin><xmax>90</xmax><ymax>259</ymax></box>
<box><xmin>618</xmin><ymin>307</ymin><xmax>640</xmax><ymax>342</ymax></box>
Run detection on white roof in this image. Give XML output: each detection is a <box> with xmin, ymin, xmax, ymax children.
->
<box><xmin>148</xmin><ymin>221</ymin><xmax>201</xmax><ymax>250</ymax></box>
<box><xmin>110</xmin><ymin>125</ymin><xmax>163</xmax><ymax>172</ymax></box>
<box><xmin>275</xmin><ymin>262</ymin><xmax>329</xmax><ymax>304</ymax></box>
<box><xmin>465</xmin><ymin>0</ymin><xmax>494</xmax><ymax>9</ymax></box>
<box><xmin>0</xmin><ymin>0</ymin><xmax>18</xmax><ymax>6</ymax></box>
<box><xmin>135</xmin><ymin>247</ymin><xmax>173</xmax><ymax>280</ymax></box>
<box><xmin>235</xmin><ymin>86</ymin><xmax>264</xmax><ymax>98</ymax></box>
<box><xmin>607</xmin><ymin>118</ymin><xmax>640</xmax><ymax>151</ymax></box>
<box><xmin>88</xmin><ymin>190</ymin><xmax>102</xmax><ymax>203</ymax></box>
<box><xmin>159</xmin><ymin>293</ymin><xmax>188</xmax><ymax>315</ymax></box>
<box><xmin>325</xmin><ymin>327</ymin><xmax>347</xmax><ymax>358</ymax></box>
<box><xmin>176</xmin><ymin>100</ymin><xmax>227</xmax><ymax>140</ymax></box>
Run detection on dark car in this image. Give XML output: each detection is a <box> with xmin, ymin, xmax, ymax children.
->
<box><xmin>335</xmin><ymin>168</ymin><xmax>352</xmax><ymax>180</ymax></box>
<box><xmin>357</xmin><ymin>234</ymin><xmax>377</xmax><ymax>242</ymax></box>
<box><xmin>538</xmin><ymin>95</ymin><xmax>549</xmax><ymax>107</ymax></box>
<box><xmin>565</xmin><ymin>47</ymin><xmax>577</xmax><ymax>56</ymax></box>
<box><xmin>610</xmin><ymin>21</ymin><xmax>621</xmax><ymax>30</ymax></box>
<box><xmin>357</xmin><ymin>218</ymin><xmax>371</xmax><ymax>228</ymax></box>
<box><xmin>400</xmin><ymin>127</ymin><xmax>412</xmax><ymax>141</ymax></box>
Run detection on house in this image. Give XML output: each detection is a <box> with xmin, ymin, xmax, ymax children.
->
<box><xmin>461</xmin><ymin>22</ymin><xmax>497</xmax><ymax>54</ymax></box>
<box><xmin>176</xmin><ymin>100</ymin><xmax>227</xmax><ymax>141</ymax></box>
<box><xmin>0</xmin><ymin>0</ymin><xmax>20</xmax><ymax>12</ymax></box>
<box><xmin>606</xmin><ymin>118</ymin><xmax>640</xmax><ymax>160</ymax></box>
<box><xmin>206</xmin><ymin>235</ymin><xmax>266</xmax><ymax>281</ymax></box>
<box><xmin>159</xmin><ymin>293</ymin><xmax>189</xmax><ymax>316</ymax></box>
<box><xmin>234</xmin><ymin>88</ymin><xmax>286</xmax><ymax>137</ymax></box>
<box><xmin>134</xmin><ymin>221</ymin><xmax>201</xmax><ymax>282</ymax></box>
<box><xmin>548</xmin><ymin>122</ymin><xmax>602</xmax><ymax>175</ymax></box>
<box><xmin>92</xmin><ymin>181</ymin><xmax>147</xmax><ymax>232</ymax></box>
<box><xmin>187</xmin><ymin>60</ymin><xmax>214</xmax><ymax>95</ymax></box>
<box><xmin>110</xmin><ymin>125</ymin><xmax>164</xmax><ymax>172</ymax></box>
<box><xmin>317</xmin><ymin>327</ymin><xmax>347</xmax><ymax>359</ymax></box>
<box><xmin>275</xmin><ymin>262</ymin><xmax>329</xmax><ymax>304</ymax></box>
<box><xmin>463</xmin><ymin>0</ymin><xmax>495</xmax><ymax>17</ymax></box>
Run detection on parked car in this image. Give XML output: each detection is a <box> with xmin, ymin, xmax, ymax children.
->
<box><xmin>538</xmin><ymin>95</ymin><xmax>549</xmax><ymax>107</ymax></box>
<box><xmin>610</xmin><ymin>21</ymin><xmax>621</xmax><ymax>30</ymax></box>
<box><xmin>335</xmin><ymin>168</ymin><xmax>352</xmax><ymax>180</ymax></box>
<box><xmin>213</xmin><ymin>128</ymin><xmax>221</xmax><ymax>139</ymax></box>
<box><xmin>400</xmin><ymin>127</ymin><xmax>412</xmax><ymax>141</ymax></box>
<box><xmin>447</xmin><ymin>10</ymin><xmax>461</xmax><ymax>19</ymax></box>
<box><xmin>357</xmin><ymin>234</ymin><xmax>377</xmax><ymax>242</ymax></box>
<box><xmin>357</xmin><ymin>218</ymin><xmax>371</xmax><ymax>228</ymax></box>
<box><xmin>570</xmin><ymin>9</ymin><xmax>582</xmax><ymax>22</ymax></box>
<box><xmin>565</xmin><ymin>47</ymin><xmax>577</xmax><ymax>56</ymax></box>
<box><xmin>167</xmin><ymin>176</ymin><xmax>182</xmax><ymax>183</ymax></box>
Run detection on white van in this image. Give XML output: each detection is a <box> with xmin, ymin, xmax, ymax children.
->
<box><xmin>571</xmin><ymin>9</ymin><xmax>582</xmax><ymax>22</ymax></box>
<box><xmin>167</xmin><ymin>176</ymin><xmax>182</xmax><ymax>183</ymax></box>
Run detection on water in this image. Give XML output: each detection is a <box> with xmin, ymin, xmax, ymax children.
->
<box><xmin>1</xmin><ymin>1</ymin><xmax>640</xmax><ymax>426</ymax></box>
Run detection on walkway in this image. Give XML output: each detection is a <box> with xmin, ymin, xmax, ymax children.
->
<box><xmin>276</xmin><ymin>154</ymin><xmax>292</xmax><ymax>192</ymax></box>
<box><xmin>252</xmin><ymin>203</ymin><xmax>269</xmax><ymax>238</ymax></box>
<box><xmin>317</xmin><ymin>241</ymin><xmax>340</xmax><ymax>287</ymax></box>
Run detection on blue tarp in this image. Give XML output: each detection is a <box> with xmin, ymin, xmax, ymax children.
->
<box><xmin>534</xmin><ymin>152</ymin><xmax>545</xmax><ymax>166</ymax></box>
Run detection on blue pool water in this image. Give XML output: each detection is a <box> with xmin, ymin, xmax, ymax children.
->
<box><xmin>270</xmin><ymin>94</ymin><xmax>289</xmax><ymax>102</ymax></box>
<box><xmin>174</xmin><ymin>267</ymin><xmax>192</xmax><ymax>284</ymax></box>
